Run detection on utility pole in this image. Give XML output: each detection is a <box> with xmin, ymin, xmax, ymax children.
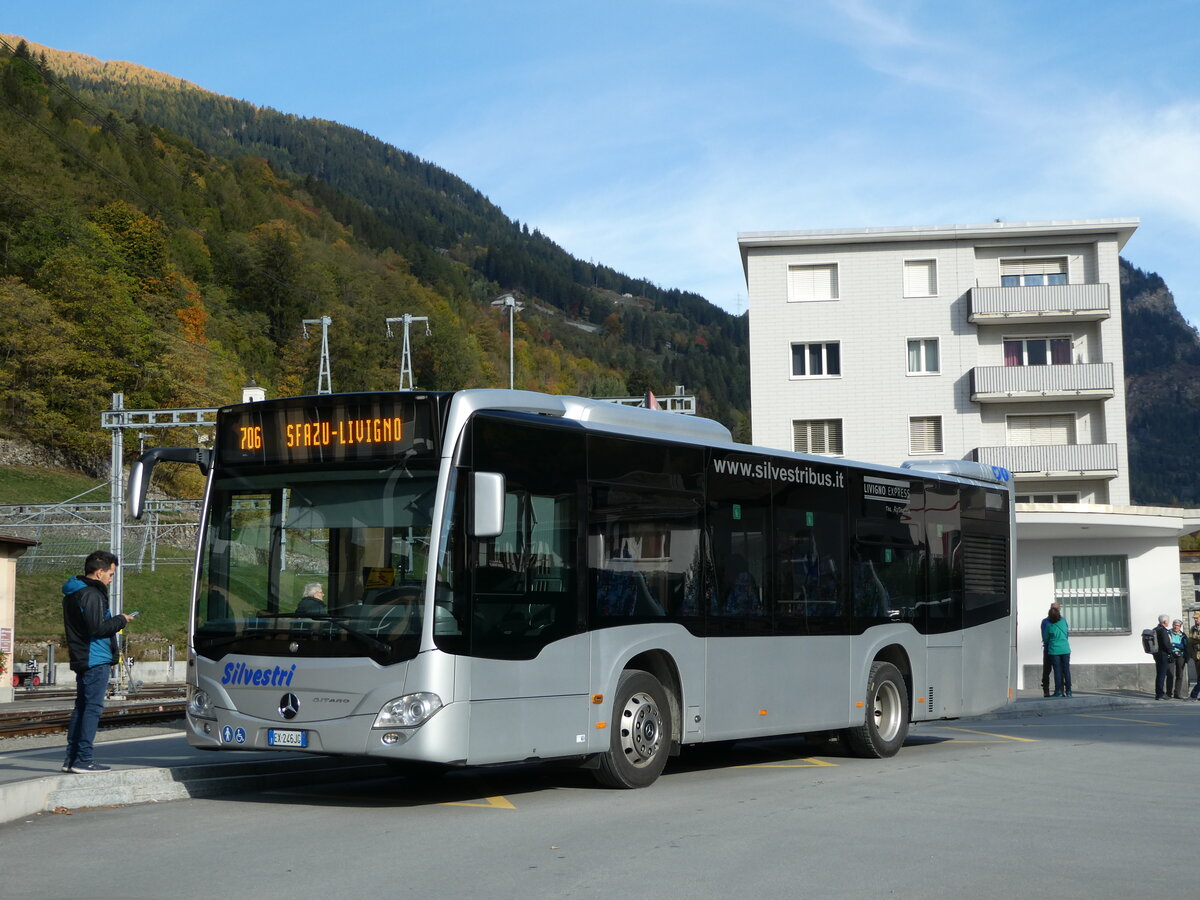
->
<box><xmin>302</xmin><ymin>316</ymin><xmax>333</xmax><ymax>395</ymax></box>
<box><xmin>385</xmin><ymin>314</ymin><xmax>431</xmax><ymax>390</ymax></box>
<box><xmin>490</xmin><ymin>293</ymin><xmax>523</xmax><ymax>390</ymax></box>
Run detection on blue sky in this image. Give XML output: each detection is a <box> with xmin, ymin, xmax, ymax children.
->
<box><xmin>7</xmin><ymin>1</ymin><xmax>1200</xmax><ymax>321</ymax></box>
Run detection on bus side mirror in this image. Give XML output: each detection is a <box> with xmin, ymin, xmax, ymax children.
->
<box><xmin>471</xmin><ymin>472</ymin><xmax>505</xmax><ymax>538</ymax></box>
<box><xmin>128</xmin><ymin>447</ymin><xmax>213</xmax><ymax>520</ymax></box>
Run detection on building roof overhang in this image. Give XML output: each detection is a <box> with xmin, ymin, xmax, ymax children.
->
<box><xmin>1016</xmin><ymin>503</ymin><xmax>1200</xmax><ymax>541</ymax></box>
<box><xmin>737</xmin><ymin>218</ymin><xmax>1140</xmax><ymax>278</ymax></box>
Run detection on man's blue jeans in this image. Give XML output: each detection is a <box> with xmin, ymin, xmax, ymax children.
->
<box><xmin>1154</xmin><ymin>652</ymin><xmax>1171</xmax><ymax>698</ymax></box>
<box><xmin>65</xmin><ymin>665</ymin><xmax>110</xmax><ymax>765</ymax></box>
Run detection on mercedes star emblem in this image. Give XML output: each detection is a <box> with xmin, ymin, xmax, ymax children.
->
<box><xmin>279</xmin><ymin>693</ymin><xmax>300</xmax><ymax>720</ymax></box>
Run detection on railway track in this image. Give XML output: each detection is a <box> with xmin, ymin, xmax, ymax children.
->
<box><xmin>0</xmin><ymin>691</ymin><xmax>187</xmax><ymax>738</ymax></box>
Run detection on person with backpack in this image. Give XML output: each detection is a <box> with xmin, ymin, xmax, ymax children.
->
<box><xmin>1043</xmin><ymin>606</ymin><xmax>1072</xmax><ymax>697</ymax></box>
<box><xmin>1153</xmin><ymin>614</ymin><xmax>1174</xmax><ymax>700</ymax></box>
<box><xmin>1166</xmin><ymin>619</ymin><xmax>1189</xmax><ymax>699</ymax></box>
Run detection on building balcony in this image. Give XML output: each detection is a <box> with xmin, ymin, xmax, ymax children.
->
<box><xmin>971</xmin><ymin>363</ymin><xmax>1114</xmax><ymax>402</ymax></box>
<box><xmin>968</xmin><ymin>283</ymin><xmax>1111</xmax><ymax>324</ymax></box>
<box><xmin>975</xmin><ymin>443</ymin><xmax>1118</xmax><ymax>481</ymax></box>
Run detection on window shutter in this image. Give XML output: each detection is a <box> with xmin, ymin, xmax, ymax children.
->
<box><xmin>1000</xmin><ymin>257</ymin><xmax>1067</xmax><ymax>277</ymax></box>
<box><xmin>788</xmin><ymin>264</ymin><xmax>838</xmax><ymax>301</ymax></box>
<box><xmin>793</xmin><ymin>419</ymin><xmax>843</xmax><ymax>455</ymax></box>
<box><xmin>904</xmin><ymin>260</ymin><xmax>937</xmax><ymax>297</ymax></box>
<box><xmin>1006</xmin><ymin>414</ymin><xmax>1075</xmax><ymax>445</ymax></box>
<box><xmin>909</xmin><ymin>416</ymin><xmax>943</xmax><ymax>454</ymax></box>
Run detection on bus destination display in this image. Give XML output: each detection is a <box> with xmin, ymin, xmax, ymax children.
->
<box><xmin>218</xmin><ymin>396</ymin><xmax>438</xmax><ymax>466</ymax></box>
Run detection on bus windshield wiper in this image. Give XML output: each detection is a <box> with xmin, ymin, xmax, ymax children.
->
<box><xmin>299</xmin><ymin>614</ymin><xmax>393</xmax><ymax>655</ymax></box>
<box><xmin>200</xmin><ymin>613</ymin><xmax>392</xmax><ymax>655</ymax></box>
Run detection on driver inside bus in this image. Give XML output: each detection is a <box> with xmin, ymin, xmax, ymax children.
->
<box><xmin>295</xmin><ymin>582</ymin><xmax>327</xmax><ymax>616</ymax></box>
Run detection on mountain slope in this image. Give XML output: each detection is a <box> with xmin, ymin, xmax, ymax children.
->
<box><xmin>1121</xmin><ymin>260</ymin><xmax>1200</xmax><ymax>506</ymax></box>
<box><xmin>0</xmin><ymin>38</ymin><xmax>750</xmax><ymax>473</ymax></box>
<box><xmin>8</xmin><ymin>35</ymin><xmax>749</xmax><ymax>419</ymax></box>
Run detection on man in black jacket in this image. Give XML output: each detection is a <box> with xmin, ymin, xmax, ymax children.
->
<box><xmin>61</xmin><ymin>550</ymin><xmax>135</xmax><ymax>773</ymax></box>
<box><xmin>1153</xmin><ymin>614</ymin><xmax>1174</xmax><ymax>700</ymax></box>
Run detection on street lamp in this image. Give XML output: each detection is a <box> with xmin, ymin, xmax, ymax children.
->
<box><xmin>490</xmin><ymin>293</ymin><xmax>523</xmax><ymax>389</ymax></box>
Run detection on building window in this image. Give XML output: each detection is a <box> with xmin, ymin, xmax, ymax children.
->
<box><xmin>903</xmin><ymin>259</ymin><xmax>937</xmax><ymax>297</ymax></box>
<box><xmin>1003</xmin><ymin>336</ymin><xmax>1072</xmax><ymax>366</ymax></box>
<box><xmin>788</xmin><ymin>263</ymin><xmax>839</xmax><ymax>302</ymax></box>
<box><xmin>791</xmin><ymin>342</ymin><xmax>841</xmax><ymax>377</ymax></box>
<box><xmin>1007</xmin><ymin>414</ymin><xmax>1075</xmax><ymax>446</ymax></box>
<box><xmin>793</xmin><ymin>419</ymin><xmax>843</xmax><ymax>455</ymax></box>
<box><xmin>1000</xmin><ymin>257</ymin><xmax>1068</xmax><ymax>286</ymax></box>
<box><xmin>1015</xmin><ymin>492</ymin><xmax>1080</xmax><ymax>504</ymax></box>
<box><xmin>1053</xmin><ymin>555</ymin><xmax>1130</xmax><ymax>633</ymax></box>
<box><xmin>909</xmin><ymin>416</ymin><xmax>943</xmax><ymax>454</ymax></box>
<box><xmin>907</xmin><ymin>338</ymin><xmax>939</xmax><ymax>374</ymax></box>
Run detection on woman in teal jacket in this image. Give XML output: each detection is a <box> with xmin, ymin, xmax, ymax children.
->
<box><xmin>1043</xmin><ymin>607</ymin><xmax>1072</xmax><ymax>697</ymax></box>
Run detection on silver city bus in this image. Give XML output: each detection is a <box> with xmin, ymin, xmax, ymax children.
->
<box><xmin>129</xmin><ymin>389</ymin><xmax>1015</xmax><ymax>788</ymax></box>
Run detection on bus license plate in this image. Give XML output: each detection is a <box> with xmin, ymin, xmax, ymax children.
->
<box><xmin>267</xmin><ymin>729</ymin><xmax>307</xmax><ymax>748</ymax></box>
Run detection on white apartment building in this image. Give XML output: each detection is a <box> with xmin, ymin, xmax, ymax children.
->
<box><xmin>738</xmin><ymin>219</ymin><xmax>1200</xmax><ymax>690</ymax></box>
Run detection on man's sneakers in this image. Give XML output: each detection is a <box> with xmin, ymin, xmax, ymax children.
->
<box><xmin>67</xmin><ymin>761</ymin><xmax>111</xmax><ymax>774</ymax></box>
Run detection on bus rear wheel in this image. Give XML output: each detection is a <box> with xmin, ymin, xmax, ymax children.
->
<box><xmin>594</xmin><ymin>669</ymin><xmax>671</xmax><ymax>789</ymax></box>
<box><xmin>844</xmin><ymin>661</ymin><xmax>909</xmax><ymax>759</ymax></box>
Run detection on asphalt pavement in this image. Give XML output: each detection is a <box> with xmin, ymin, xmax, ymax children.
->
<box><xmin>0</xmin><ymin>687</ymin><xmax>1175</xmax><ymax>826</ymax></box>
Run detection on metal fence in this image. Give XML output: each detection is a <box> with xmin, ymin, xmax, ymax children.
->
<box><xmin>0</xmin><ymin>498</ymin><xmax>199</xmax><ymax>573</ymax></box>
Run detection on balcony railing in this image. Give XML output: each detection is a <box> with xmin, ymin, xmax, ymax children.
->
<box><xmin>974</xmin><ymin>443</ymin><xmax>1118</xmax><ymax>479</ymax></box>
<box><xmin>971</xmin><ymin>363</ymin><xmax>1114</xmax><ymax>402</ymax></box>
<box><xmin>968</xmin><ymin>283</ymin><xmax>1110</xmax><ymax>324</ymax></box>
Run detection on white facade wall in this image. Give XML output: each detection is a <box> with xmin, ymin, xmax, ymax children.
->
<box><xmin>744</xmin><ymin>222</ymin><xmax>1132</xmax><ymax>506</ymax></box>
<box><xmin>1016</xmin><ymin>533</ymin><xmax>1183</xmax><ymax>685</ymax></box>
<box><xmin>738</xmin><ymin>219</ymin><xmax>1191</xmax><ymax>691</ymax></box>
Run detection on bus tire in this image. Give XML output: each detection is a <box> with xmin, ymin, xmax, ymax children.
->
<box><xmin>844</xmin><ymin>661</ymin><xmax>909</xmax><ymax>759</ymax></box>
<box><xmin>594</xmin><ymin>669</ymin><xmax>672</xmax><ymax>789</ymax></box>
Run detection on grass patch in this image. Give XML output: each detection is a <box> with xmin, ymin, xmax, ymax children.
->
<box><xmin>0</xmin><ymin>465</ymin><xmax>110</xmax><ymax>505</ymax></box>
<box><xmin>16</xmin><ymin>565</ymin><xmax>193</xmax><ymax>658</ymax></box>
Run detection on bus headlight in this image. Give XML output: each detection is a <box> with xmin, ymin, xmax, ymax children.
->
<box><xmin>373</xmin><ymin>692</ymin><xmax>443</xmax><ymax>729</ymax></box>
<box><xmin>188</xmin><ymin>688</ymin><xmax>217</xmax><ymax>720</ymax></box>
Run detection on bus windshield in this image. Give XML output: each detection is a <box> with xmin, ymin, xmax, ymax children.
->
<box><xmin>195</xmin><ymin>466</ymin><xmax>450</xmax><ymax>664</ymax></box>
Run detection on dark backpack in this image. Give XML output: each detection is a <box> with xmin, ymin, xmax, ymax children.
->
<box><xmin>1141</xmin><ymin>628</ymin><xmax>1158</xmax><ymax>654</ymax></box>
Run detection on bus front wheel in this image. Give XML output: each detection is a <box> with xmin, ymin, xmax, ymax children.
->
<box><xmin>594</xmin><ymin>669</ymin><xmax>672</xmax><ymax>789</ymax></box>
<box><xmin>844</xmin><ymin>661</ymin><xmax>909</xmax><ymax>758</ymax></box>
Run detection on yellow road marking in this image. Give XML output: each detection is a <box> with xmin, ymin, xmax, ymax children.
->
<box><xmin>441</xmin><ymin>795</ymin><xmax>516</xmax><ymax>809</ymax></box>
<box><xmin>734</xmin><ymin>757</ymin><xmax>839</xmax><ymax>769</ymax></box>
<box><xmin>940</xmin><ymin>726</ymin><xmax>1038</xmax><ymax>742</ymax></box>
<box><xmin>1074</xmin><ymin>713</ymin><xmax>1170</xmax><ymax>727</ymax></box>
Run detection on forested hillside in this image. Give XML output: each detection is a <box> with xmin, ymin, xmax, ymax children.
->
<box><xmin>3</xmin><ymin>36</ymin><xmax>1199</xmax><ymax>506</ymax></box>
<box><xmin>0</xmin><ymin>37</ymin><xmax>749</xmax><ymax>471</ymax></box>
<box><xmin>1121</xmin><ymin>260</ymin><xmax>1200</xmax><ymax>506</ymax></box>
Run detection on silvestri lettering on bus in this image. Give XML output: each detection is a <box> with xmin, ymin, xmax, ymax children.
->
<box><xmin>711</xmin><ymin>457</ymin><xmax>844</xmax><ymax>488</ymax></box>
<box><xmin>222</xmin><ymin>662</ymin><xmax>298</xmax><ymax>687</ymax></box>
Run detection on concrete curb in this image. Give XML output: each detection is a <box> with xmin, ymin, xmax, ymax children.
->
<box><xmin>1</xmin><ymin>757</ymin><xmax>389</xmax><ymax>826</ymax></box>
<box><xmin>967</xmin><ymin>692</ymin><xmax>1169</xmax><ymax>720</ymax></box>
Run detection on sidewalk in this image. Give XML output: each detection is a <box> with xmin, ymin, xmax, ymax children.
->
<box><xmin>0</xmin><ymin>693</ymin><xmax>389</xmax><ymax>826</ymax></box>
<box><xmin>0</xmin><ymin>687</ymin><xmax>1177</xmax><ymax>826</ymax></box>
